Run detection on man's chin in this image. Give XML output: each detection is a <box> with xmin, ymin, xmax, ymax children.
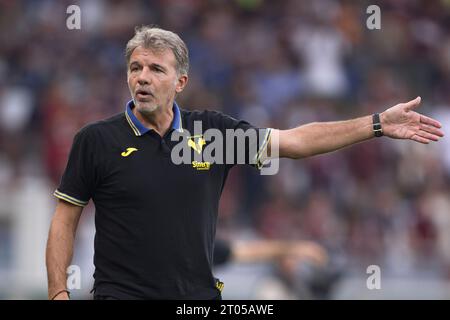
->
<box><xmin>135</xmin><ymin>101</ymin><xmax>158</xmax><ymax>114</ymax></box>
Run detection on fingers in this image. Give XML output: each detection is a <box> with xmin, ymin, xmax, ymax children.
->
<box><xmin>420</xmin><ymin>114</ymin><xmax>443</xmax><ymax>129</ymax></box>
<box><xmin>411</xmin><ymin>125</ymin><xmax>444</xmax><ymax>144</ymax></box>
<box><xmin>417</xmin><ymin>129</ymin><xmax>440</xmax><ymax>142</ymax></box>
<box><xmin>404</xmin><ymin>96</ymin><xmax>422</xmax><ymax>111</ymax></box>
<box><xmin>411</xmin><ymin>134</ymin><xmax>430</xmax><ymax>144</ymax></box>
<box><xmin>420</xmin><ymin>123</ymin><xmax>445</xmax><ymax>138</ymax></box>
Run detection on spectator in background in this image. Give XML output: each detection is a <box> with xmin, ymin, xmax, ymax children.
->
<box><xmin>213</xmin><ymin>237</ymin><xmax>332</xmax><ymax>300</ymax></box>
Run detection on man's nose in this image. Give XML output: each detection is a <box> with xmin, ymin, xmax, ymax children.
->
<box><xmin>137</xmin><ymin>67</ymin><xmax>152</xmax><ymax>85</ymax></box>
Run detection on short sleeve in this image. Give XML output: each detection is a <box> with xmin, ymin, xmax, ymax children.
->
<box><xmin>215</xmin><ymin>112</ymin><xmax>272</xmax><ymax>169</ymax></box>
<box><xmin>53</xmin><ymin>127</ymin><xmax>98</xmax><ymax>207</ymax></box>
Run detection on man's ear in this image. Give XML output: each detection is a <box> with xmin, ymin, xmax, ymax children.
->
<box><xmin>175</xmin><ymin>74</ymin><xmax>188</xmax><ymax>93</ymax></box>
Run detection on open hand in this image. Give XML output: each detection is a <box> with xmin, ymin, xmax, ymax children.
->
<box><xmin>380</xmin><ymin>97</ymin><xmax>444</xmax><ymax>144</ymax></box>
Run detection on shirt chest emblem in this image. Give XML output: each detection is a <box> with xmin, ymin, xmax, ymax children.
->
<box><xmin>121</xmin><ymin>147</ymin><xmax>138</xmax><ymax>157</ymax></box>
<box><xmin>188</xmin><ymin>135</ymin><xmax>206</xmax><ymax>154</ymax></box>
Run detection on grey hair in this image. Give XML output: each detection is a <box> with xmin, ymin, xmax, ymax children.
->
<box><xmin>125</xmin><ymin>26</ymin><xmax>189</xmax><ymax>76</ymax></box>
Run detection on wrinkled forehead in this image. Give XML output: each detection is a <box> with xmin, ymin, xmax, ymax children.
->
<box><xmin>128</xmin><ymin>45</ymin><xmax>177</xmax><ymax>68</ymax></box>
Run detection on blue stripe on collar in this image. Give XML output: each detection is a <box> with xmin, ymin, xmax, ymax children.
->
<box><xmin>125</xmin><ymin>100</ymin><xmax>183</xmax><ymax>136</ymax></box>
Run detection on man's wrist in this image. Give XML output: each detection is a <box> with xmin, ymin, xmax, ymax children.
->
<box><xmin>50</xmin><ymin>289</ymin><xmax>70</xmax><ymax>300</ymax></box>
<box><xmin>372</xmin><ymin>113</ymin><xmax>383</xmax><ymax>137</ymax></box>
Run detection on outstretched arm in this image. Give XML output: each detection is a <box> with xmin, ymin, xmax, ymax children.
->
<box><xmin>275</xmin><ymin>97</ymin><xmax>444</xmax><ymax>159</ymax></box>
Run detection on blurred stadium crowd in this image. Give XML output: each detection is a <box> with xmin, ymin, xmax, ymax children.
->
<box><xmin>1</xmin><ymin>0</ymin><xmax>450</xmax><ymax>299</ymax></box>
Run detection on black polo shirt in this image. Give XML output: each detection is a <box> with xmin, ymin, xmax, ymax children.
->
<box><xmin>54</xmin><ymin>100</ymin><xmax>272</xmax><ymax>299</ymax></box>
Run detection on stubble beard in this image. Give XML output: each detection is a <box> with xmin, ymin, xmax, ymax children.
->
<box><xmin>134</xmin><ymin>98</ymin><xmax>159</xmax><ymax>116</ymax></box>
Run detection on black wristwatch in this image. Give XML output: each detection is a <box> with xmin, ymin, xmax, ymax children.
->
<box><xmin>372</xmin><ymin>113</ymin><xmax>383</xmax><ymax>137</ymax></box>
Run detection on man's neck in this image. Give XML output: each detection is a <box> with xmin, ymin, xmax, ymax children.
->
<box><xmin>133</xmin><ymin>104</ymin><xmax>174</xmax><ymax>137</ymax></box>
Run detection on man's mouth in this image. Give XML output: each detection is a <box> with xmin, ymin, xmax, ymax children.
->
<box><xmin>135</xmin><ymin>89</ymin><xmax>153</xmax><ymax>100</ymax></box>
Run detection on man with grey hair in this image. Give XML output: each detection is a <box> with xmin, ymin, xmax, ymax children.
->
<box><xmin>46</xmin><ymin>26</ymin><xmax>444</xmax><ymax>300</ymax></box>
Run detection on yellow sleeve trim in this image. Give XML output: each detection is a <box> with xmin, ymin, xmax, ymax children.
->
<box><xmin>255</xmin><ymin>128</ymin><xmax>272</xmax><ymax>169</ymax></box>
<box><xmin>53</xmin><ymin>190</ymin><xmax>88</xmax><ymax>207</ymax></box>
